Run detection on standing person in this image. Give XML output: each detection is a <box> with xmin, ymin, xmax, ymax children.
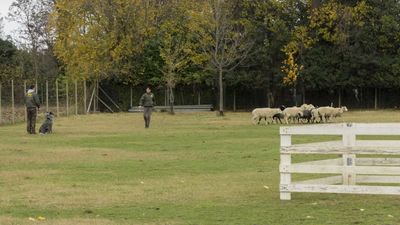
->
<box><xmin>25</xmin><ymin>85</ymin><xmax>41</xmax><ymax>134</ymax></box>
<box><xmin>139</xmin><ymin>86</ymin><xmax>156</xmax><ymax>128</ymax></box>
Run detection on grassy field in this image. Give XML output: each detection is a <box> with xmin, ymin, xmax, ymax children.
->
<box><xmin>1</xmin><ymin>110</ymin><xmax>400</xmax><ymax>225</ymax></box>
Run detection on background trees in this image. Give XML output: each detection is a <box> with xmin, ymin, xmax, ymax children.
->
<box><xmin>2</xmin><ymin>0</ymin><xmax>400</xmax><ymax>111</ymax></box>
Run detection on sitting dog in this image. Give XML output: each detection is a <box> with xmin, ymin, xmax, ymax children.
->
<box><xmin>39</xmin><ymin>112</ymin><xmax>55</xmax><ymax>134</ymax></box>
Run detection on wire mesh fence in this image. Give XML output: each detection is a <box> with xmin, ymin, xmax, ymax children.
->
<box><xmin>0</xmin><ymin>79</ymin><xmax>100</xmax><ymax>125</ymax></box>
<box><xmin>2</xmin><ymin>78</ymin><xmax>400</xmax><ymax>126</ymax></box>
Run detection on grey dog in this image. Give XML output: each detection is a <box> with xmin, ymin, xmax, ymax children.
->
<box><xmin>39</xmin><ymin>112</ymin><xmax>54</xmax><ymax>134</ymax></box>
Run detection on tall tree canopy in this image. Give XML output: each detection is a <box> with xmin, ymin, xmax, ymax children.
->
<box><xmin>2</xmin><ymin>0</ymin><xmax>399</xmax><ymax>110</ymax></box>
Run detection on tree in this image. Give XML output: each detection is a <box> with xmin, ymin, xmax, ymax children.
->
<box><xmin>0</xmin><ymin>38</ymin><xmax>19</xmax><ymax>81</ymax></box>
<box><xmin>9</xmin><ymin>0</ymin><xmax>55</xmax><ymax>80</ymax></box>
<box><xmin>157</xmin><ymin>0</ymin><xmax>207</xmax><ymax>114</ymax></box>
<box><xmin>232</xmin><ymin>0</ymin><xmax>306</xmax><ymax>107</ymax></box>
<box><xmin>0</xmin><ymin>13</ymin><xmax>4</xmax><ymax>38</ymax></box>
<box><xmin>51</xmin><ymin>0</ymin><xmax>157</xmax><ymax>81</ymax></box>
<box><xmin>199</xmin><ymin>0</ymin><xmax>253</xmax><ymax>116</ymax></box>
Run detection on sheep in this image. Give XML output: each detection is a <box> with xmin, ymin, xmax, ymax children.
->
<box><xmin>300</xmin><ymin>104</ymin><xmax>315</xmax><ymax>111</ymax></box>
<box><xmin>316</xmin><ymin>106</ymin><xmax>348</xmax><ymax>123</ymax></box>
<box><xmin>299</xmin><ymin>104</ymin><xmax>316</xmax><ymax>123</ymax></box>
<box><xmin>311</xmin><ymin>108</ymin><xmax>321</xmax><ymax>123</ymax></box>
<box><xmin>317</xmin><ymin>106</ymin><xmax>342</xmax><ymax>123</ymax></box>
<box><xmin>271</xmin><ymin>105</ymin><xmax>286</xmax><ymax>124</ymax></box>
<box><xmin>272</xmin><ymin>113</ymin><xmax>284</xmax><ymax>124</ymax></box>
<box><xmin>299</xmin><ymin>109</ymin><xmax>313</xmax><ymax>123</ymax></box>
<box><xmin>283</xmin><ymin>107</ymin><xmax>304</xmax><ymax>124</ymax></box>
<box><xmin>332</xmin><ymin>106</ymin><xmax>348</xmax><ymax>120</ymax></box>
<box><xmin>251</xmin><ymin>107</ymin><xmax>283</xmax><ymax>125</ymax></box>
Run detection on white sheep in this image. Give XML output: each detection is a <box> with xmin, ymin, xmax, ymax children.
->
<box><xmin>332</xmin><ymin>106</ymin><xmax>348</xmax><ymax>119</ymax></box>
<box><xmin>317</xmin><ymin>106</ymin><xmax>340</xmax><ymax>123</ymax></box>
<box><xmin>300</xmin><ymin>104</ymin><xmax>315</xmax><ymax>111</ymax></box>
<box><xmin>251</xmin><ymin>108</ymin><xmax>282</xmax><ymax>125</ymax></box>
<box><xmin>310</xmin><ymin>108</ymin><xmax>320</xmax><ymax>123</ymax></box>
<box><xmin>283</xmin><ymin>107</ymin><xmax>304</xmax><ymax>124</ymax></box>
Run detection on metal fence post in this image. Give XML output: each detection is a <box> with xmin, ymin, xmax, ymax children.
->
<box><xmin>56</xmin><ymin>80</ymin><xmax>59</xmax><ymax>117</ymax></box>
<box><xmin>66</xmin><ymin>80</ymin><xmax>69</xmax><ymax>117</ymax></box>
<box><xmin>24</xmin><ymin>81</ymin><xmax>27</xmax><ymax>121</ymax></box>
<box><xmin>46</xmin><ymin>80</ymin><xmax>49</xmax><ymax>112</ymax></box>
<box><xmin>0</xmin><ymin>83</ymin><xmax>2</xmax><ymax>124</ymax></box>
<box><xmin>75</xmin><ymin>80</ymin><xmax>78</xmax><ymax>115</ymax></box>
<box><xmin>11</xmin><ymin>80</ymin><xmax>15</xmax><ymax>124</ymax></box>
<box><xmin>84</xmin><ymin>80</ymin><xmax>87</xmax><ymax>115</ymax></box>
<box><xmin>130</xmin><ymin>86</ymin><xmax>133</xmax><ymax>108</ymax></box>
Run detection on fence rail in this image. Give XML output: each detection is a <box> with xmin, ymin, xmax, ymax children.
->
<box><xmin>279</xmin><ymin>123</ymin><xmax>400</xmax><ymax>200</ymax></box>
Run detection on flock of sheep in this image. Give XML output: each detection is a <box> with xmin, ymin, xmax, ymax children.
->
<box><xmin>251</xmin><ymin>104</ymin><xmax>348</xmax><ymax>125</ymax></box>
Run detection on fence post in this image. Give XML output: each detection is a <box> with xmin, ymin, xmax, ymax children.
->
<box><xmin>280</xmin><ymin>133</ymin><xmax>292</xmax><ymax>200</ymax></box>
<box><xmin>165</xmin><ymin>88</ymin><xmax>167</xmax><ymax>106</ymax></box>
<box><xmin>11</xmin><ymin>80</ymin><xmax>15</xmax><ymax>124</ymax></box>
<box><xmin>75</xmin><ymin>80</ymin><xmax>78</xmax><ymax>115</ymax></box>
<box><xmin>198</xmin><ymin>91</ymin><xmax>201</xmax><ymax>105</ymax></box>
<box><xmin>95</xmin><ymin>80</ymin><xmax>99</xmax><ymax>112</ymax></box>
<box><xmin>0</xmin><ymin>83</ymin><xmax>2</xmax><ymax>124</ymax></box>
<box><xmin>24</xmin><ymin>81</ymin><xmax>27</xmax><ymax>121</ymax></box>
<box><xmin>233</xmin><ymin>89</ymin><xmax>236</xmax><ymax>112</ymax></box>
<box><xmin>130</xmin><ymin>86</ymin><xmax>133</xmax><ymax>108</ymax></box>
<box><xmin>56</xmin><ymin>80</ymin><xmax>59</xmax><ymax>117</ymax></box>
<box><xmin>46</xmin><ymin>80</ymin><xmax>49</xmax><ymax>112</ymax></box>
<box><xmin>342</xmin><ymin>123</ymin><xmax>356</xmax><ymax>185</ymax></box>
<box><xmin>93</xmin><ymin>81</ymin><xmax>96</xmax><ymax>112</ymax></box>
<box><xmin>84</xmin><ymin>80</ymin><xmax>87</xmax><ymax>115</ymax></box>
<box><xmin>66</xmin><ymin>80</ymin><xmax>69</xmax><ymax>116</ymax></box>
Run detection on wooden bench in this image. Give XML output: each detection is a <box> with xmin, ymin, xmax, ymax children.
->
<box><xmin>279</xmin><ymin>123</ymin><xmax>400</xmax><ymax>200</ymax></box>
<box><xmin>128</xmin><ymin>104</ymin><xmax>213</xmax><ymax>113</ymax></box>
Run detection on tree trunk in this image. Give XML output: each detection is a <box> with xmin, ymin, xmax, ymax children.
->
<box><xmin>169</xmin><ymin>86</ymin><xmax>175</xmax><ymax>115</ymax></box>
<box><xmin>293</xmin><ymin>86</ymin><xmax>297</xmax><ymax>107</ymax></box>
<box><xmin>33</xmin><ymin>49</ymin><xmax>39</xmax><ymax>82</ymax></box>
<box><xmin>374</xmin><ymin>88</ymin><xmax>378</xmax><ymax>110</ymax></box>
<box><xmin>218</xmin><ymin>68</ymin><xmax>224</xmax><ymax>116</ymax></box>
<box><xmin>338</xmin><ymin>88</ymin><xmax>342</xmax><ymax>107</ymax></box>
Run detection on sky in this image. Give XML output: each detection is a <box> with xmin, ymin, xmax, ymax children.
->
<box><xmin>0</xmin><ymin>0</ymin><xmax>19</xmax><ymax>37</ymax></box>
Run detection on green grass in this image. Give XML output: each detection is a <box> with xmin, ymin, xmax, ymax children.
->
<box><xmin>1</xmin><ymin>110</ymin><xmax>400</xmax><ymax>224</ymax></box>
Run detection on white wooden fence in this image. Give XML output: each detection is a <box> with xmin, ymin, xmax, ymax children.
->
<box><xmin>280</xmin><ymin>123</ymin><xmax>400</xmax><ymax>200</ymax></box>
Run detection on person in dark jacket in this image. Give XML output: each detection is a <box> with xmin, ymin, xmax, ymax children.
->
<box><xmin>139</xmin><ymin>86</ymin><xmax>156</xmax><ymax>128</ymax></box>
<box><xmin>25</xmin><ymin>85</ymin><xmax>41</xmax><ymax>134</ymax></box>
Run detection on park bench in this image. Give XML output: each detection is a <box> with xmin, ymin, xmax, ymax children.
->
<box><xmin>128</xmin><ymin>104</ymin><xmax>213</xmax><ymax>113</ymax></box>
<box><xmin>279</xmin><ymin>123</ymin><xmax>400</xmax><ymax>200</ymax></box>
